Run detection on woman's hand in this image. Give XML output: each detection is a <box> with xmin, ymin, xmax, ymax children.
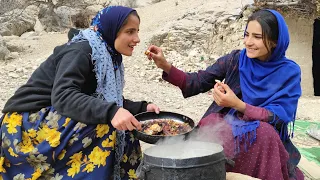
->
<box><xmin>146</xmin><ymin>103</ymin><xmax>160</xmax><ymax>114</ymax></box>
<box><xmin>111</xmin><ymin>108</ymin><xmax>141</xmax><ymax>131</ymax></box>
<box><xmin>145</xmin><ymin>45</ymin><xmax>172</xmax><ymax>74</ymax></box>
<box><xmin>213</xmin><ymin>83</ymin><xmax>246</xmax><ymax>113</ymax></box>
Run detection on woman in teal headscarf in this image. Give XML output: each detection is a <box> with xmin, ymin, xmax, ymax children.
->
<box><xmin>0</xmin><ymin>6</ymin><xmax>159</xmax><ymax>179</ymax></box>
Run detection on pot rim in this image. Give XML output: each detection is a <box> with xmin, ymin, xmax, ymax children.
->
<box><xmin>143</xmin><ymin>149</ymin><xmax>226</xmax><ymax>168</ymax></box>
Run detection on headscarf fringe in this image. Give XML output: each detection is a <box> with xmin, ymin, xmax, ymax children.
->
<box><xmin>269</xmin><ymin>113</ymin><xmax>295</xmax><ymax>141</ymax></box>
<box><xmin>232</xmin><ymin>122</ymin><xmax>259</xmax><ymax>155</ymax></box>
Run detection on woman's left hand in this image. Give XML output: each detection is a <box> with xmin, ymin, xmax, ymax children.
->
<box><xmin>146</xmin><ymin>103</ymin><xmax>160</xmax><ymax>114</ymax></box>
<box><xmin>213</xmin><ymin>83</ymin><xmax>246</xmax><ymax>113</ymax></box>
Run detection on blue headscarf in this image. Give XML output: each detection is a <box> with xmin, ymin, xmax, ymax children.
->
<box><xmin>239</xmin><ymin>9</ymin><xmax>301</xmax><ymax>124</ymax></box>
<box><xmin>69</xmin><ymin>6</ymin><xmax>137</xmax><ymax>180</ymax></box>
<box><xmin>91</xmin><ymin>6</ymin><xmax>136</xmax><ymax>65</ymax></box>
<box><xmin>229</xmin><ymin>10</ymin><xmax>301</xmax><ymax>154</ymax></box>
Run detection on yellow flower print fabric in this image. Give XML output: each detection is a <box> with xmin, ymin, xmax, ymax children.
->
<box><xmin>0</xmin><ymin>106</ymin><xmax>141</xmax><ymax>179</ymax></box>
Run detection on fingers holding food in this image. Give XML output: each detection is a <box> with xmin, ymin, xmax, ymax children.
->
<box><xmin>215</xmin><ymin>79</ymin><xmax>226</xmax><ymax>93</ymax></box>
<box><xmin>145</xmin><ymin>50</ymin><xmax>151</xmax><ymax>55</ymax></box>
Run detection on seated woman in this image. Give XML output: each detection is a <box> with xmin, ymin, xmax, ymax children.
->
<box><xmin>0</xmin><ymin>6</ymin><xmax>159</xmax><ymax>180</ymax></box>
<box><xmin>146</xmin><ymin>9</ymin><xmax>304</xmax><ymax>180</ymax></box>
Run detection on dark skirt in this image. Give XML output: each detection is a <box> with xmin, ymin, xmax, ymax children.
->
<box><xmin>0</xmin><ymin>106</ymin><xmax>141</xmax><ymax>179</ymax></box>
<box><xmin>198</xmin><ymin>113</ymin><xmax>304</xmax><ymax>180</ymax></box>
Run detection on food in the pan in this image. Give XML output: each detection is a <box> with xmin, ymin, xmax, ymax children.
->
<box><xmin>141</xmin><ymin>119</ymin><xmax>192</xmax><ymax>136</ymax></box>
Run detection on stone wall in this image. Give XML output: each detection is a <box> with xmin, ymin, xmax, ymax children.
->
<box><xmin>285</xmin><ymin>16</ymin><xmax>314</xmax><ymax>96</ymax></box>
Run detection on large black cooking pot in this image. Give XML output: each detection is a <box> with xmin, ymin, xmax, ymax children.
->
<box><xmin>133</xmin><ymin>111</ymin><xmax>195</xmax><ymax>144</ymax></box>
<box><xmin>137</xmin><ymin>141</ymin><xmax>232</xmax><ymax>180</ymax></box>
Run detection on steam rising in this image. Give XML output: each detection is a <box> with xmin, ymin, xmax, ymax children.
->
<box><xmin>143</xmin><ymin>114</ymin><xmax>234</xmax><ymax>159</ymax></box>
<box><xmin>144</xmin><ymin>140</ymin><xmax>223</xmax><ymax>159</ymax></box>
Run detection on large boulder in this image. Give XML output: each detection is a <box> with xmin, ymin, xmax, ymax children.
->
<box><xmin>0</xmin><ymin>5</ymin><xmax>39</xmax><ymax>36</ymax></box>
<box><xmin>5</xmin><ymin>39</ymin><xmax>29</xmax><ymax>53</ymax></box>
<box><xmin>54</xmin><ymin>6</ymin><xmax>82</xmax><ymax>28</ymax></box>
<box><xmin>38</xmin><ymin>2</ymin><xmax>106</xmax><ymax>30</ymax></box>
<box><xmin>38</xmin><ymin>4</ymin><xmax>60</xmax><ymax>32</ymax></box>
<box><xmin>0</xmin><ymin>0</ymin><xmax>163</xmax><ymax>33</ymax></box>
<box><xmin>71</xmin><ymin>5</ymin><xmax>103</xmax><ymax>28</ymax></box>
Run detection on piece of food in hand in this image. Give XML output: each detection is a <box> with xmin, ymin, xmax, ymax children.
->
<box><xmin>145</xmin><ymin>50</ymin><xmax>151</xmax><ymax>55</ymax></box>
<box><xmin>215</xmin><ymin>79</ymin><xmax>226</xmax><ymax>93</ymax></box>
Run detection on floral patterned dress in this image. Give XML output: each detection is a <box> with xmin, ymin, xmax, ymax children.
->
<box><xmin>0</xmin><ymin>106</ymin><xmax>141</xmax><ymax>180</ymax></box>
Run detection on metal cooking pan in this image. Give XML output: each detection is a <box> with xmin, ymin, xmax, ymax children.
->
<box><xmin>132</xmin><ymin>111</ymin><xmax>195</xmax><ymax>144</ymax></box>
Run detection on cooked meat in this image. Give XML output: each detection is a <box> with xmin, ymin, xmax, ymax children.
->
<box><xmin>149</xmin><ymin>124</ymin><xmax>162</xmax><ymax>132</ymax></box>
<box><xmin>141</xmin><ymin>119</ymin><xmax>192</xmax><ymax>136</ymax></box>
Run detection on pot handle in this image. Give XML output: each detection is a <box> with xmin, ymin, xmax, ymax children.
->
<box><xmin>225</xmin><ymin>158</ymin><xmax>235</xmax><ymax>167</ymax></box>
<box><xmin>137</xmin><ymin>161</ymin><xmax>150</xmax><ymax>180</ymax></box>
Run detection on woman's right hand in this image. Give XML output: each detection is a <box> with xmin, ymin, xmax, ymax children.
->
<box><xmin>111</xmin><ymin>108</ymin><xmax>141</xmax><ymax>131</ymax></box>
<box><xmin>146</xmin><ymin>45</ymin><xmax>172</xmax><ymax>74</ymax></box>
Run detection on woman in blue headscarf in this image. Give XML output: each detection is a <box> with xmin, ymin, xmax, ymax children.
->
<box><xmin>0</xmin><ymin>6</ymin><xmax>159</xmax><ymax>180</ymax></box>
<box><xmin>147</xmin><ymin>9</ymin><xmax>304</xmax><ymax>180</ymax></box>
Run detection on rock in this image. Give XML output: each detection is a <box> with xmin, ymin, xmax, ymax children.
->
<box><xmin>34</xmin><ymin>18</ymin><xmax>44</xmax><ymax>33</ymax></box>
<box><xmin>85</xmin><ymin>5</ymin><xmax>104</xmax><ymax>15</ymax></box>
<box><xmin>22</xmin><ymin>75</ymin><xmax>29</xmax><ymax>79</ymax></box>
<box><xmin>149</xmin><ymin>32</ymin><xmax>168</xmax><ymax>47</ymax></box>
<box><xmin>148</xmin><ymin>74</ymin><xmax>158</xmax><ymax>81</ymax></box>
<box><xmin>0</xmin><ymin>35</ymin><xmax>10</xmax><ymax>60</ymax></box>
<box><xmin>143</xmin><ymin>61</ymin><xmax>150</xmax><ymax>65</ymax></box>
<box><xmin>33</xmin><ymin>0</ymin><xmax>112</xmax><ymax>30</ymax></box>
<box><xmin>20</xmin><ymin>31</ymin><xmax>37</xmax><ymax>39</ymax></box>
<box><xmin>5</xmin><ymin>52</ymin><xmax>19</xmax><ymax>60</ymax></box>
<box><xmin>2</xmin><ymin>36</ymin><xmax>19</xmax><ymax>42</ymax></box>
<box><xmin>188</xmin><ymin>49</ymin><xmax>200</xmax><ymax>57</ymax></box>
<box><xmin>230</xmin><ymin>34</ymin><xmax>240</xmax><ymax>42</ymax></box>
<box><xmin>0</xmin><ymin>5</ymin><xmax>39</xmax><ymax>36</ymax></box>
<box><xmin>189</xmin><ymin>31</ymin><xmax>197</xmax><ymax>35</ymax></box>
<box><xmin>38</xmin><ymin>4</ymin><xmax>59</xmax><ymax>32</ymax></box>
<box><xmin>8</xmin><ymin>72</ymin><xmax>20</xmax><ymax>79</ymax></box>
<box><xmin>54</xmin><ymin>6</ymin><xmax>82</xmax><ymax>27</ymax></box>
<box><xmin>52</xmin><ymin>0</ymin><xmax>59</xmax><ymax>6</ymax></box>
<box><xmin>168</xmin><ymin>36</ymin><xmax>179</xmax><ymax>42</ymax></box>
<box><xmin>6</xmin><ymin>65</ymin><xmax>16</xmax><ymax>72</ymax></box>
<box><xmin>140</xmin><ymin>71</ymin><xmax>146</xmax><ymax>77</ymax></box>
<box><xmin>5</xmin><ymin>40</ymin><xmax>28</xmax><ymax>52</ymax></box>
<box><xmin>16</xmin><ymin>68</ymin><xmax>23</xmax><ymax>73</ymax></box>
